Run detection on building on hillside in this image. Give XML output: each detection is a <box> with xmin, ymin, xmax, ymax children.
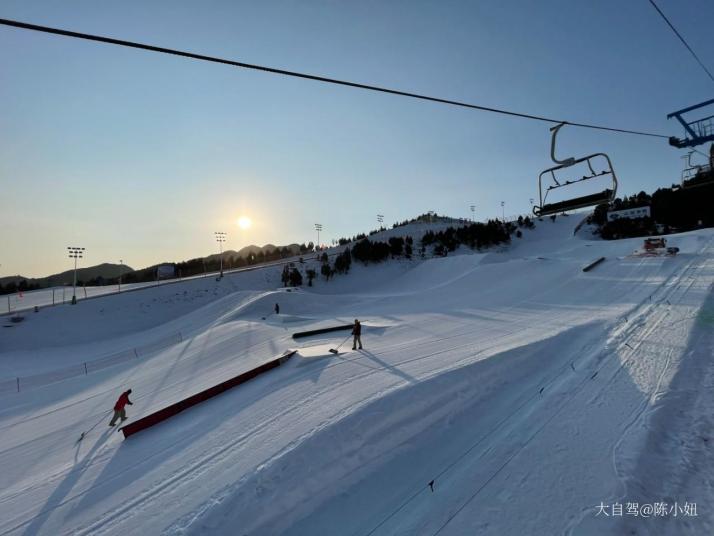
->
<box><xmin>607</xmin><ymin>206</ymin><xmax>651</xmax><ymax>222</ymax></box>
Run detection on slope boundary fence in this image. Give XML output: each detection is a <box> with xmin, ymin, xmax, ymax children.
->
<box><xmin>0</xmin><ymin>331</ymin><xmax>184</xmax><ymax>394</ymax></box>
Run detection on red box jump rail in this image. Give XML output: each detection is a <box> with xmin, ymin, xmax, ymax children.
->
<box><xmin>121</xmin><ymin>350</ymin><xmax>296</xmax><ymax>438</ymax></box>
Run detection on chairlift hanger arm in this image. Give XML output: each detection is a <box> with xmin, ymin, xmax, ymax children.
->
<box><xmin>667</xmin><ymin>98</ymin><xmax>714</xmax><ymax>148</ymax></box>
<box><xmin>667</xmin><ymin>98</ymin><xmax>714</xmax><ymax>118</ymax></box>
<box><xmin>549</xmin><ymin>122</ymin><xmax>576</xmax><ymax>166</ymax></box>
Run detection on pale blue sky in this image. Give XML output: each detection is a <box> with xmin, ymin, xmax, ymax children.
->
<box><xmin>1</xmin><ymin>0</ymin><xmax>712</xmax><ymax>277</ymax></box>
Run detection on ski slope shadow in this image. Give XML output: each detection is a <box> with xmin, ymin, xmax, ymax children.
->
<box><xmin>18</xmin><ymin>428</ymin><xmax>114</xmax><ymax>536</ymax></box>
<box><xmin>612</xmin><ymin>288</ymin><xmax>714</xmax><ymax>536</ymax></box>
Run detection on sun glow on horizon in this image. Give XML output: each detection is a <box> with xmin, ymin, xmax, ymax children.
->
<box><xmin>237</xmin><ymin>216</ymin><xmax>252</xmax><ymax>230</ymax></box>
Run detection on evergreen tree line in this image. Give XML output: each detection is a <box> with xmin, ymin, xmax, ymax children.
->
<box><xmin>333</xmin><ymin>212</ymin><xmax>472</xmax><ymax>248</ymax></box>
<box><xmin>591</xmin><ymin>181</ymin><xmax>714</xmax><ymax>240</ymax></box>
<box><xmin>308</xmin><ymin>218</ymin><xmax>526</xmax><ymax>288</ymax></box>
<box><xmin>0</xmin><ymin>280</ymin><xmax>43</xmax><ymax>296</ymax></box>
<box><xmin>422</xmin><ymin>219</ymin><xmax>520</xmax><ymax>255</ymax></box>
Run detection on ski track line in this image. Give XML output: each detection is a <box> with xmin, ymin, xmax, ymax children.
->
<box><xmin>359</xmin><ymin>334</ymin><xmax>605</xmax><ymax>536</ymax></box>
<box><xmin>428</xmin><ymin>344</ymin><xmax>617</xmax><ymax>536</ymax></box>
<box><xmin>563</xmin><ymin>238</ymin><xmax>713</xmax><ymax>534</ymax></box>
<box><xmin>416</xmin><ymin>249</ymin><xmax>710</xmax><ymax>535</ymax></box>
<box><xmin>428</xmin><ymin>283</ymin><xmax>689</xmax><ymax>536</ymax></box>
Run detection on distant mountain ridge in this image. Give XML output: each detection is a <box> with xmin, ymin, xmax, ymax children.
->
<box><xmin>0</xmin><ymin>263</ymin><xmax>132</xmax><ymax>289</ymax></box>
<box><xmin>204</xmin><ymin>244</ymin><xmax>302</xmax><ymax>263</ymax></box>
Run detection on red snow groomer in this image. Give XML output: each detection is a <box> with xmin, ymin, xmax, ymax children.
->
<box><xmin>634</xmin><ymin>237</ymin><xmax>679</xmax><ymax>257</ymax></box>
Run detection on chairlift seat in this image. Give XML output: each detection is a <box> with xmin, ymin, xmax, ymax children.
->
<box><xmin>682</xmin><ymin>172</ymin><xmax>714</xmax><ymax>189</ymax></box>
<box><xmin>535</xmin><ymin>189</ymin><xmax>613</xmax><ymax>216</ymax></box>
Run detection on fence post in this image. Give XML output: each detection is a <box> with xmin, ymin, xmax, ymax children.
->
<box><xmin>16</xmin><ymin>377</ymin><xmax>19</xmax><ymax>393</ymax></box>
<box><xmin>84</xmin><ymin>362</ymin><xmax>88</xmax><ymax>375</ymax></box>
<box><xmin>134</xmin><ymin>348</ymin><xmax>139</xmax><ymax>358</ymax></box>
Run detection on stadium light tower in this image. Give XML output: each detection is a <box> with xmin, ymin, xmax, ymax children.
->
<box><xmin>67</xmin><ymin>246</ymin><xmax>85</xmax><ymax>305</ymax></box>
<box><xmin>315</xmin><ymin>223</ymin><xmax>322</xmax><ymax>250</ymax></box>
<box><xmin>501</xmin><ymin>201</ymin><xmax>505</xmax><ymax>222</ymax></box>
<box><xmin>214</xmin><ymin>232</ymin><xmax>227</xmax><ymax>277</ymax></box>
<box><xmin>377</xmin><ymin>214</ymin><xmax>384</xmax><ymax>227</ymax></box>
<box><xmin>470</xmin><ymin>205</ymin><xmax>475</xmax><ymax>222</ymax></box>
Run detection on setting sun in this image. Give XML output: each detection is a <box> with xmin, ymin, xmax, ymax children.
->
<box><xmin>237</xmin><ymin>216</ymin><xmax>252</xmax><ymax>230</ymax></box>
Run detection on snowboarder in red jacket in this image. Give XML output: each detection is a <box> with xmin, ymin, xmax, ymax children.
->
<box><xmin>352</xmin><ymin>319</ymin><xmax>363</xmax><ymax>350</ymax></box>
<box><xmin>109</xmin><ymin>389</ymin><xmax>133</xmax><ymax>426</ymax></box>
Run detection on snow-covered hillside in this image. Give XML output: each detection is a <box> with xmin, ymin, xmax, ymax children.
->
<box><xmin>1</xmin><ymin>217</ymin><xmax>713</xmax><ymax>535</ymax></box>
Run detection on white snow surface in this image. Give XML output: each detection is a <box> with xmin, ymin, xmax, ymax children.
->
<box><xmin>1</xmin><ymin>217</ymin><xmax>713</xmax><ymax>535</ymax></box>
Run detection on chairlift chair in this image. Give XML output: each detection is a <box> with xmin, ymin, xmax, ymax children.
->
<box><xmin>680</xmin><ymin>150</ymin><xmax>714</xmax><ymax>189</ymax></box>
<box><xmin>533</xmin><ymin>123</ymin><xmax>618</xmax><ymax>217</ymax></box>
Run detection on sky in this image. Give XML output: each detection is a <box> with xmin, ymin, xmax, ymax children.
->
<box><xmin>1</xmin><ymin>0</ymin><xmax>713</xmax><ymax>278</ymax></box>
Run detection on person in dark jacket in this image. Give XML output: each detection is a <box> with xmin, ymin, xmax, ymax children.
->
<box><xmin>275</xmin><ymin>303</ymin><xmax>280</xmax><ymax>315</ymax></box>
<box><xmin>109</xmin><ymin>389</ymin><xmax>133</xmax><ymax>426</ymax></box>
<box><xmin>352</xmin><ymin>319</ymin><xmax>363</xmax><ymax>350</ymax></box>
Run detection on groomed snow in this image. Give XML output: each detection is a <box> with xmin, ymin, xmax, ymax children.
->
<box><xmin>1</xmin><ymin>217</ymin><xmax>713</xmax><ymax>535</ymax></box>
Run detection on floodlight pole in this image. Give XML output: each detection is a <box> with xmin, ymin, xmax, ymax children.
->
<box><xmin>118</xmin><ymin>259</ymin><xmax>123</xmax><ymax>292</ymax></box>
<box><xmin>501</xmin><ymin>201</ymin><xmax>505</xmax><ymax>222</ymax></box>
<box><xmin>67</xmin><ymin>246</ymin><xmax>85</xmax><ymax>305</ymax></box>
<box><xmin>315</xmin><ymin>224</ymin><xmax>322</xmax><ymax>251</ymax></box>
<box><xmin>470</xmin><ymin>205</ymin><xmax>475</xmax><ymax>222</ymax></box>
<box><xmin>214</xmin><ymin>232</ymin><xmax>227</xmax><ymax>277</ymax></box>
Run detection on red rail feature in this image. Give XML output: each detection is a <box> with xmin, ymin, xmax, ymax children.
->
<box><xmin>121</xmin><ymin>351</ymin><xmax>296</xmax><ymax>438</ymax></box>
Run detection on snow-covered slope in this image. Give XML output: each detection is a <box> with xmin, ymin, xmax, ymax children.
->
<box><xmin>1</xmin><ymin>217</ymin><xmax>713</xmax><ymax>536</ymax></box>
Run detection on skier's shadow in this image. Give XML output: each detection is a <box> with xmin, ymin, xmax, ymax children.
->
<box><xmin>359</xmin><ymin>350</ymin><xmax>416</xmax><ymax>384</ymax></box>
<box><xmin>21</xmin><ymin>428</ymin><xmax>114</xmax><ymax>536</ymax></box>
